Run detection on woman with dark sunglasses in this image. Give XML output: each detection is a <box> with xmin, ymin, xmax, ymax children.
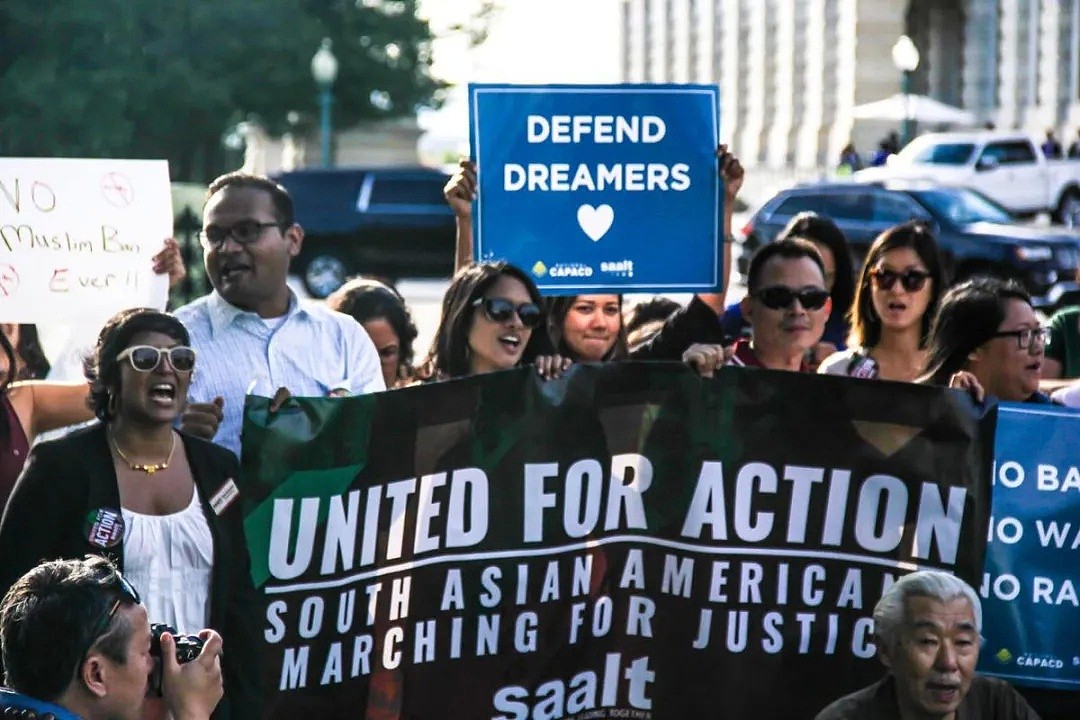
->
<box><xmin>417</xmin><ymin>261</ymin><xmax>561</xmax><ymax>380</ymax></box>
<box><xmin>819</xmin><ymin>222</ymin><xmax>945</xmax><ymax>382</ymax></box>
<box><xmin>0</xmin><ymin>308</ymin><xmax>262</xmax><ymax>720</ymax></box>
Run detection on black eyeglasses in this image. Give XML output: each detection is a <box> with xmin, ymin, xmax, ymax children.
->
<box><xmin>198</xmin><ymin>220</ymin><xmax>282</xmax><ymax>248</ymax></box>
<box><xmin>472</xmin><ymin>297</ymin><xmax>543</xmax><ymax>328</ymax></box>
<box><xmin>870</xmin><ymin>268</ymin><xmax>932</xmax><ymax>292</ymax></box>
<box><xmin>991</xmin><ymin>326</ymin><xmax>1049</xmax><ymax>350</ymax></box>
<box><xmin>78</xmin><ymin>571</ymin><xmax>141</xmax><ymax>667</ymax></box>
<box><xmin>116</xmin><ymin>345</ymin><xmax>197</xmax><ymax>373</ymax></box>
<box><xmin>752</xmin><ymin>286</ymin><xmax>830</xmax><ymax>311</ymax></box>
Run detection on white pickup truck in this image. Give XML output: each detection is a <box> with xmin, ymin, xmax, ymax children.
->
<box><xmin>855</xmin><ymin>131</ymin><xmax>1080</xmax><ymax>227</ymax></box>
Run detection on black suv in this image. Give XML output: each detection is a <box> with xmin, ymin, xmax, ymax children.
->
<box><xmin>736</xmin><ymin>181</ymin><xmax>1080</xmax><ymax>309</ymax></box>
<box><xmin>272</xmin><ymin>166</ymin><xmax>455</xmax><ymax>297</ymax></box>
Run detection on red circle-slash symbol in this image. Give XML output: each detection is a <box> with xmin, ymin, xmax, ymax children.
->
<box><xmin>0</xmin><ymin>265</ymin><xmax>19</xmax><ymax>297</ymax></box>
<box><xmin>101</xmin><ymin>172</ymin><xmax>135</xmax><ymax>207</ymax></box>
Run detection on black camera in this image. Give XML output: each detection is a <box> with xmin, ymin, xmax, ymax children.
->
<box><xmin>149</xmin><ymin>623</ymin><xmax>205</xmax><ymax>695</ymax></box>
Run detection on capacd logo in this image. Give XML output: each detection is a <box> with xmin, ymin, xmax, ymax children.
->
<box><xmin>995</xmin><ymin>648</ymin><xmax>1013</xmax><ymax>664</ymax></box>
<box><xmin>532</xmin><ymin>261</ymin><xmax>547</xmax><ymax>277</ymax></box>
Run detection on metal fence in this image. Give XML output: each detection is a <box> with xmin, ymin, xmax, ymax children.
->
<box><xmin>169</xmin><ymin>207</ymin><xmax>211</xmax><ymax>308</ymax></box>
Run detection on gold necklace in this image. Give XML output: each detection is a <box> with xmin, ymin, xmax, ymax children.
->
<box><xmin>110</xmin><ymin>431</ymin><xmax>177</xmax><ymax>476</ymax></box>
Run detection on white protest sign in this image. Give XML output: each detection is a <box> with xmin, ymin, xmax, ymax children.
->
<box><xmin>0</xmin><ymin>158</ymin><xmax>171</xmax><ymax>324</ymax></box>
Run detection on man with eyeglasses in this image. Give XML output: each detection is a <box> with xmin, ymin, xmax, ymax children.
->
<box><xmin>0</xmin><ymin>556</ymin><xmax>223</xmax><ymax>720</ymax></box>
<box><xmin>174</xmin><ymin>173</ymin><xmax>384</xmax><ymax>457</ymax></box>
<box><xmin>683</xmin><ymin>238</ymin><xmax>832</xmax><ymax>376</ymax></box>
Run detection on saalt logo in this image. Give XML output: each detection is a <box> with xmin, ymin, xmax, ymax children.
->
<box><xmin>469</xmin><ymin>84</ymin><xmax>721</xmax><ymax>294</ymax></box>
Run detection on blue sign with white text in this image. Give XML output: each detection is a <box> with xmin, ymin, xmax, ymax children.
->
<box><xmin>468</xmin><ymin>83</ymin><xmax>720</xmax><ymax>294</ymax></box>
<box><xmin>978</xmin><ymin>404</ymin><xmax>1080</xmax><ymax>691</ymax></box>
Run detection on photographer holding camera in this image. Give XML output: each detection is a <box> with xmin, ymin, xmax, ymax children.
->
<box><xmin>0</xmin><ymin>556</ymin><xmax>223</xmax><ymax>720</ymax></box>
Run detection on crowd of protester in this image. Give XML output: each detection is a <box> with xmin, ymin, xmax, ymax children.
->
<box><xmin>0</xmin><ymin>146</ymin><xmax>1076</xmax><ymax>719</ymax></box>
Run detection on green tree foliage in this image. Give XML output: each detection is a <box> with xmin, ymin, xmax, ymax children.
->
<box><xmin>0</xmin><ymin>0</ymin><xmax>445</xmax><ymax>181</ymax></box>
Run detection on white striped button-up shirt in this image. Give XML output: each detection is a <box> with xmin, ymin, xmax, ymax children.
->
<box><xmin>175</xmin><ymin>291</ymin><xmax>385</xmax><ymax>457</ymax></box>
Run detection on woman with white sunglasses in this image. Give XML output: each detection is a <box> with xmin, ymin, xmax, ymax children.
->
<box><xmin>0</xmin><ymin>308</ymin><xmax>262</xmax><ymax>720</ymax></box>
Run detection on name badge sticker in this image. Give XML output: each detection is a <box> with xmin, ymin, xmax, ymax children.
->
<box><xmin>210</xmin><ymin>479</ymin><xmax>240</xmax><ymax>516</ymax></box>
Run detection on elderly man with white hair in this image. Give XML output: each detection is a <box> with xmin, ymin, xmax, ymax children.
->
<box><xmin>815</xmin><ymin>570</ymin><xmax>1039</xmax><ymax>720</ymax></box>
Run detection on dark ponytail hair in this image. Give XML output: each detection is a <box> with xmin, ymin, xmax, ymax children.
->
<box><xmin>918</xmin><ymin>276</ymin><xmax>1031</xmax><ymax>385</ymax></box>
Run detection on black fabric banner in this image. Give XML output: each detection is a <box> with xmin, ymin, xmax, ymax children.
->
<box><xmin>239</xmin><ymin>363</ymin><xmax>992</xmax><ymax>719</ymax></box>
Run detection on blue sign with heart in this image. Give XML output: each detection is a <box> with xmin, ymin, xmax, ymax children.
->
<box><xmin>468</xmin><ymin>83</ymin><xmax>721</xmax><ymax>294</ymax></box>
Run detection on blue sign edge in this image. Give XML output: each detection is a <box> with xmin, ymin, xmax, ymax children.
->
<box><xmin>466</xmin><ymin>83</ymin><xmax>722</xmax><ymax>294</ymax></box>
<box><xmin>977</xmin><ymin>402</ymin><xmax>1080</xmax><ymax>691</ymax></box>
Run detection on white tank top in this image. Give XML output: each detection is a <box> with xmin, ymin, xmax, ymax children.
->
<box><xmin>122</xmin><ymin>488</ymin><xmax>214</xmax><ymax>633</ymax></box>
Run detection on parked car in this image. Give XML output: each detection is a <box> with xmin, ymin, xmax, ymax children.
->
<box><xmin>272</xmin><ymin>166</ymin><xmax>455</xmax><ymax>297</ymax></box>
<box><xmin>855</xmin><ymin>131</ymin><xmax>1080</xmax><ymax>226</ymax></box>
<box><xmin>736</xmin><ymin>181</ymin><xmax>1080</xmax><ymax>310</ymax></box>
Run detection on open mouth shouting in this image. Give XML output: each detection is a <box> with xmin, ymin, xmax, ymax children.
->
<box><xmin>498</xmin><ymin>333</ymin><xmax>523</xmax><ymax>354</ymax></box>
<box><xmin>149</xmin><ymin>382</ymin><xmax>177</xmax><ymax>406</ymax></box>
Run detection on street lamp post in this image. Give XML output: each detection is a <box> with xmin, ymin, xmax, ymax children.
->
<box><xmin>891</xmin><ymin>35</ymin><xmax>920</xmax><ymax>149</ymax></box>
<box><xmin>310</xmin><ymin>38</ymin><xmax>339</xmax><ymax>168</ymax></box>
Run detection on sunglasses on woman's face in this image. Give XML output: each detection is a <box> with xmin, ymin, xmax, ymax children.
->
<box><xmin>116</xmin><ymin>345</ymin><xmax>197</xmax><ymax>373</ymax></box>
<box><xmin>472</xmin><ymin>297</ymin><xmax>543</xmax><ymax>329</ymax></box>
<box><xmin>869</xmin><ymin>268</ymin><xmax>931</xmax><ymax>292</ymax></box>
<box><xmin>752</xmin><ymin>286</ymin><xmax>830</xmax><ymax>311</ymax></box>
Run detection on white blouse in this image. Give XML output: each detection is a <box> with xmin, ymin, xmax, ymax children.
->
<box><xmin>122</xmin><ymin>488</ymin><xmax>214</xmax><ymax>633</ymax></box>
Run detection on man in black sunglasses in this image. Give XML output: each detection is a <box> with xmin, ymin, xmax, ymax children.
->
<box><xmin>684</xmin><ymin>239</ymin><xmax>832</xmax><ymax>375</ymax></box>
<box><xmin>0</xmin><ymin>556</ymin><xmax>223</xmax><ymax>720</ymax></box>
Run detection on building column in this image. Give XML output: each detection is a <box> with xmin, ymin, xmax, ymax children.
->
<box><xmin>692</xmin><ymin>0</ymin><xmax>715</xmax><ymax>83</ymax></box>
<box><xmin>671</xmin><ymin>0</ymin><xmax>691</xmax><ymax>82</ymax></box>
<box><xmin>962</xmin><ymin>0</ymin><xmax>998</xmax><ymax>124</ymax></box>
<box><xmin>735</xmin><ymin>0</ymin><xmax>768</xmax><ymax>164</ymax></box>
<box><xmin>766</xmin><ymin>0</ymin><xmax>797</xmax><ymax>167</ymax></box>
<box><xmin>997</xmin><ymin>0</ymin><xmax>1022</xmax><ymax>129</ymax></box>
<box><xmin>1035</xmin><ymin>0</ymin><xmax>1063</xmax><ymax>132</ymax></box>
<box><xmin>621</xmin><ymin>0</ymin><xmax>647</xmax><ymax>82</ymax></box>
<box><xmin>834</xmin><ymin>0</ymin><xmax>888</xmax><ymax>162</ymax></box>
<box><xmin>719</xmin><ymin>0</ymin><xmax>742</xmax><ymax>144</ymax></box>
<box><xmin>796</xmin><ymin>0</ymin><xmax>827</xmax><ymax>168</ymax></box>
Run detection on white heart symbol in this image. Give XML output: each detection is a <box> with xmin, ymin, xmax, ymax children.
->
<box><xmin>577</xmin><ymin>204</ymin><xmax>614</xmax><ymax>242</ymax></box>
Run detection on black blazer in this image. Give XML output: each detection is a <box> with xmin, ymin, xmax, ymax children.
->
<box><xmin>0</xmin><ymin>424</ymin><xmax>262</xmax><ymax>720</ymax></box>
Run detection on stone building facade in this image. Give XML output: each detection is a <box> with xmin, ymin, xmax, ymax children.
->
<box><xmin>619</xmin><ymin>0</ymin><xmax>1080</xmax><ymax>169</ymax></box>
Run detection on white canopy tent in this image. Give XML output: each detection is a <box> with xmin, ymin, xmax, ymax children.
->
<box><xmin>853</xmin><ymin>94</ymin><xmax>977</xmax><ymax>125</ymax></box>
